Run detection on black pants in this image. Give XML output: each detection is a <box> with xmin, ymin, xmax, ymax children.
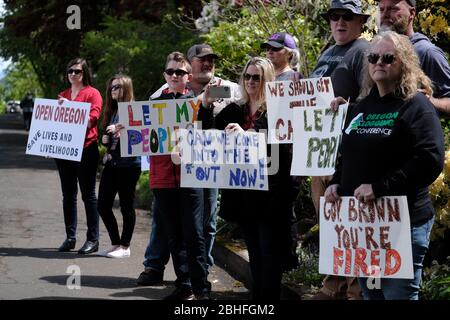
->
<box><xmin>154</xmin><ymin>188</ymin><xmax>211</xmax><ymax>296</ymax></box>
<box><xmin>55</xmin><ymin>142</ymin><xmax>99</xmax><ymax>241</ymax></box>
<box><xmin>240</xmin><ymin>217</ymin><xmax>284</xmax><ymax>300</ymax></box>
<box><xmin>98</xmin><ymin>165</ymin><xmax>141</xmax><ymax>247</ymax></box>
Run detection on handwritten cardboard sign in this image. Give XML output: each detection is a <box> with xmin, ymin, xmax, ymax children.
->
<box><xmin>266</xmin><ymin>77</ymin><xmax>334</xmax><ymax>144</ymax></box>
<box><xmin>118</xmin><ymin>98</ymin><xmax>202</xmax><ymax>157</ymax></box>
<box><xmin>290</xmin><ymin>104</ymin><xmax>348</xmax><ymax>176</ymax></box>
<box><xmin>25</xmin><ymin>98</ymin><xmax>90</xmax><ymax>161</ymax></box>
<box><xmin>319</xmin><ymin>196</ymin><xmax>413</xmax><ymax>279</ymax></box>
<box><xmin>178</xmin><ymin>129</ymin><xmax>268</xmax><ymax>190</ymax></box>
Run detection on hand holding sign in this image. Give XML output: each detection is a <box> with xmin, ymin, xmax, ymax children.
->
<box><xmin>354</xmin><ymin>184</ymin><xmax>375</xmax><ymax>203</ymax></box>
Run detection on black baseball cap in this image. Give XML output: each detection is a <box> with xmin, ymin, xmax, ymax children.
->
<box><xmin>186</xmin><ymin>44</ymin><xmax>219</xmax><ymax>61</ymax></box>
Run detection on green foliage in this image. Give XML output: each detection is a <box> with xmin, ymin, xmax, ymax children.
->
<box><xmin>283</xmin><ymin>244</ymin><xmax>324</xmax><ymax>288</ymax></box>
<box><xmin>421</xmin><ymin>257</ymin><xmax>450</xmax><ymax>300</ymax></box>
<box><xmin>81</xmin><ymin>15</ymin><xmax>199</xmax><ymax>100</ymax></box>
<box><xmin>0</xmin><ymin>101</ymin><xmax>5</xmax><ymax>115</ymax></box>
<box><xmin>201</xmin><ymin>4</ymin><xmax>328</xmax><ymax>81</ymax></box>
<box><xmin>0</xmin><ymin>58</ymin><xmax>43</xmax><ymax>102</ymax></box>
<box><xmin>136</xmin><ymin>171</ymin><xmax>153</xmax><ymax>210</ymax></box>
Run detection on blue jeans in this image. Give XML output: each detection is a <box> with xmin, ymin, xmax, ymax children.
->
<box><xmin>358</xmin><ymin>216</ymin><xmax>434</xmax><ymax>300</ymax></box>
<box><xmin>203</xmin><ymin>188</ymin><xmax>218</xmax><ymax>270</ymax></box>
<box><xmin>55</xmin><ymin>142</ymin><xmax>99</xmax><ymax>241</ymax></box>
<box><xmin>143</xmin><ymin>199</ymin><xmax>170</xmax><ymax>272</ymax></box>
<box><xmin>154</xmin><ymin>188</ymin><xmax>210</xmax><ymax>295</ymax></box>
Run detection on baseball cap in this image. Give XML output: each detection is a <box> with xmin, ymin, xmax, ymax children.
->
<box><xmin>186</xmin><ymin>44</ymin><xmax>219</xmax><ymax>61</ymax></box>
<box><xmin>260</xmin><ymin>32</ymin><xmax>297</xmax><ymax>50</ymax></box>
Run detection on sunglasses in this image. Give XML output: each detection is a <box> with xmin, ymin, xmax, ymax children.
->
<box><xmin>367</xmin><ymin>53</ymin><xmax>396</xmax><ymax>65</ymax></box>
<box><xmin>67</xmin><ymin>69</ymin><xmax>83</xmax><ymax>75</ymax></box>
<box><xmin>329</xmin><ymin>12</ymin><xmax>355</xmax><ymax>21</ymax></box>
<box><xmin>265</xmin><ymin>46</ymin><xmax>284</xmax><ymax>52</ymax></box>
<box><xmin>164</xmin><ymin>69</ymin><xmax>189</xmax><ymax>77</ymax></box>
<box><xmin>111</xmin><ymin>84</ymin><xmax>122</xmax><ymax>91</ymax></box>
<box><xmin>244</xmin><ymin>73</ymin><xmax>261</xmax><ymax>81</ymax></box>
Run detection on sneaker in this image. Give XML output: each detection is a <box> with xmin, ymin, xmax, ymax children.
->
<box><xmin>106</xmin><ymin>247</ymin><xmax>130</xmax><ymax>258</ymax></box>
<box><xmin>137</xmin><ymin>269</ymin><xmax>164</xmax><ymax>286</ymax></box>
<box><xmin>98</xmin><ymin>245</ymin><xmax>120</xmax><ymax>257</ymax></box>
<box><xmin>163</xmin><ymin>287</ymin><xmax>195</xmax><ymax>301</ymax></box>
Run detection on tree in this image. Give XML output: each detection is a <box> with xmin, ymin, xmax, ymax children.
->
<box><xmin>0</xmin><ymin>0</ymin><xmax>202</xmax><ymax>98</ymax></box>
<box><xmin>81</xmin><ymin>15</ymin><xmax>199</xmax><ymax>100</ymax></box>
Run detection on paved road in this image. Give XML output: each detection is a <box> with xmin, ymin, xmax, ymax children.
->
<box><xmin>0</xmin><ymin>112</ymin><xmax>248</xmax><ymax>300</ymax></box>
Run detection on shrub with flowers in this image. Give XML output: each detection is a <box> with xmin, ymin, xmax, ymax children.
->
<box><xmin>429</xmin><ymin>150</ymin><xmax>450</xmax><ymax>240</ymax></box>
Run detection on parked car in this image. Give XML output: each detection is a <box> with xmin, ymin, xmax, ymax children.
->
<box><xmin>6</xmin><ymin>100</ymin><xmax>21</xmax><ymax>113</ymax></box>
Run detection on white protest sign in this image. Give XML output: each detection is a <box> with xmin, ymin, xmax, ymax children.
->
<box><xmin>179</xmin><ymin>129</ymin><xmax>268</xmax><ymax>190</ymax></box>
<box><xmin>319</xmin><ymin>196</ymin><xmax>413</xmax><ymax>279</ymax></box>
<box><xmin>118</xmin><ymin>98</ymin><xmax>202</xmax><ymax>157</ymax></box>
<box><xmin>290</xmin><ymin>104</ymin><xmax>348</xmax><ymax>176</ymax></box>
<box><xmin>25</xmin><ymin>98</ymin><xmax>90</xmax><ymax>161</ymax></box>
<box><xmin>266</xmin><ymin>77</ymin><xmax>334</xmax><ymax>144</ymax></box>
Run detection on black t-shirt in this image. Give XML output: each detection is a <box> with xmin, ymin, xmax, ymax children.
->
<box><xmin>310</xmin><ymin>38</ymin><xmax>369</xmax><ymax>103</ymax></box>
<box><xmin>331</xmin><ymin>88</ymin><xmax>444</xmax><ymax>224</ymax></box>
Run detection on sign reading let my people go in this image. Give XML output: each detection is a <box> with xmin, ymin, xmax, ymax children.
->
<box><xmin>25</xmin><ymin>98</ymin><xmax>90</xmax><ymax>161</ymax></box>
<box><xmin>319</xmin><ymin>196</ymin><xmax>413</xmax><ymax>279</ymax></box>
<box><xmin>118</xmin><ymin>98</ymin><xmax>202</xmax><ymax>157</ymax></box>
<box><xmin>265</xmin><ymin>77</ymin><xmax>334</xmax><ymax>144</ymax></box>
<box><xmin>178</xmin><ymin>129</ymin><xmax>268</xmax><ymax>190</ymax></box>
<box><xmin>290</xmin><ymin>103</ymin><xmax>348</xmax><ymax>176</ymax></box>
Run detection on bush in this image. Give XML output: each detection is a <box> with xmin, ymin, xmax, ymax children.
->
<box><xmin>135</xmin><ymin>171</ymin><xmax>153</xmax><ymax>210</ymax></box>
<box><xmin>282</xmin><ymin>243</ymin><xmax>323</xmax><ymax>288</ymax></box>
<box><xmin>429</xmin><ymin>150</ymin><xmax>450</xmax><ymax>240</ymax></box>
<box><xmin>421</xmin><ymin>257</ymin><xmax>450</xmax><ymax>300</ymax></box>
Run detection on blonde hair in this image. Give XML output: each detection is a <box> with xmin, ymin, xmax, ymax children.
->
<box><xmin>360</xmin><ymin>31</ymin><xmax>433</xmax><ymax>101</ymax></box>
<box><xmin>239</xmin><ymin>57</ymin><xmax>275</xmax><ymax>112</ymax></box>
<box><xmin>102</xmin><ymin>74</ymin><xmax>135</xmax><ymax>131</ymax></box>
<box><xmin>284</xmin><ymin>47</ymin><xmax>300</xmax><ymax>72</ymax></box>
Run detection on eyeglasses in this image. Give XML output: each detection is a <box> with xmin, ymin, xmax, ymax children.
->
<box><xmin>67</xmin><ymin>69</ymin><xmax>83</xmax><ymax>75</ymax></box>
<box><xmin>329</xmin><ymin>12</ymin><xmax>355</xmax><ymax>21</ymax></box>
<box><xmin>244</xmin><ymin>73</ymin><xmax>261</xmax><ymax>81</ymax></box>
<box><xmin>265</xmin><ymin>46</ymin><xmax>284</xmax><ymax>52</ymax></box>
<box><xmin>164</xmin><ymin>69</ymin><xmax>189</xmax><ymax>77</ymax></box>
<box><xmin>111</xmin><ymin>84</ymin><xmax>122</xmax><ymax>91</ymax></box>
<box><xmin>367</xmin><ymin>53</ymin><xmax>396</xmax><ymax>65</ymax></box>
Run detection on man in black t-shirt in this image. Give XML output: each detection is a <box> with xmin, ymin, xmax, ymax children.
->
<box><xmin>309</xmin><ymin>0</ymin><xmax>370</xmax><ymax>300</ymax></box>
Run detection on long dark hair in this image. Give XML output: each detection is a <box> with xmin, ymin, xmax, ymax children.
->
<box><xmin>101</xmin><ymin>74</ymin><xmax>135</xmax><ymax>131</ymax></box>
<box><xmin>65</xmin><ymin>58</ymin><xmax>93</xmax><ymax>87</ymax></box>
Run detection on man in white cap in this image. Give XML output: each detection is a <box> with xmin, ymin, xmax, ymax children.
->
<box><xmin>376</xmin><ymin>0</ymin><xmax>450</xmax><ymax>116</ymax></box>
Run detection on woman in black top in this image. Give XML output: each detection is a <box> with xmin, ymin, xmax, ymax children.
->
<box><xmin>97</xmin><ymin>75</ymin><xmax>141</xmax><ymax>259</ymax></box>
<box><xmin>200</xmin><ymin>57</ymin><xmax>298</xmax><ymax>300</ymax></box>
<box><xmin>325</xmin><ymin>31</ymin><xmax>444</xmax><ymax>300</ymax></box>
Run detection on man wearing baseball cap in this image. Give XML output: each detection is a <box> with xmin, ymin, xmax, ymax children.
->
<box><xmin>310</xmin><ymin>0</ymin><xmax>371</xmax><ymax>300</ymax></box>
<box><xmin>377</xmin><ymin>0</ymin><xmax>450</xmax><ymax>116</ymax></box>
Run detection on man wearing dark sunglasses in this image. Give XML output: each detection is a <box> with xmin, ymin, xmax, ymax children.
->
<box><xmin>376</xmin><ymin>0</ymin><xmax>450</xmax><ymax>117</ymax></box>
<box><xmin>310</xmin><ymin>0</ymin><xmax>371</xmax><ymax>301</ymax></box>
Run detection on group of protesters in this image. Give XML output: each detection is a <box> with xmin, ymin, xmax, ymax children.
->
<box><xmin>52</xmin><ymin>0</ymin><xmax>450</xmax><ymax>301</ymax></box>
